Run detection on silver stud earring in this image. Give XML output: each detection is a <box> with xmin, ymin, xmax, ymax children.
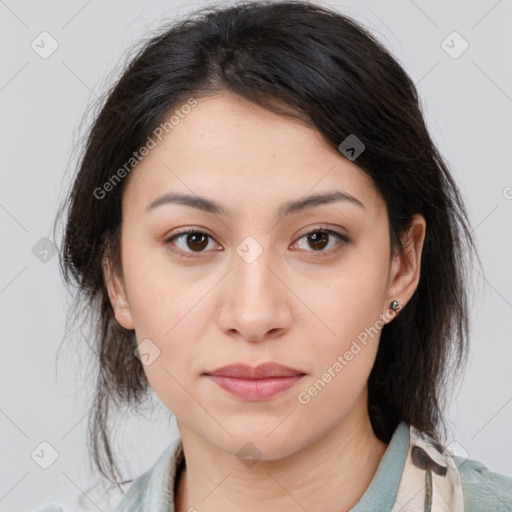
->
<box><xmin>390</xmin><ymin>300</ymin><xmax>401</xmax><ymax>311</ymax></box>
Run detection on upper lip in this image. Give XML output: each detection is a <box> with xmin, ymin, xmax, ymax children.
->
<box><xmin>205</xmin><ymin>362</ymin><xmax>305</xmax><ymax>379</ymax></box>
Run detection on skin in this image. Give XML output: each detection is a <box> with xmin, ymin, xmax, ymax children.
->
<box><xmin>104</xmin><ymin>91</ymin><xmax>426</xmax><ymax>512</ymax></box>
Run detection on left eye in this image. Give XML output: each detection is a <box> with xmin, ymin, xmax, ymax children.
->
<box><xmin>293</xmin><ymin>229</ymin><xmax>349</xmax><ymax>254</ymax></box>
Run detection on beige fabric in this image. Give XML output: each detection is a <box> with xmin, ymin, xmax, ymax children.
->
<box><xmin>391</xmin><ymin>425</ymin><xmax>465</xmax><ymax>511</ymax></box>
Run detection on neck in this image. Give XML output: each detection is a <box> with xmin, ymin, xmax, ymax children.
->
<box><xmin>174</xmin><ymin>391</ymin><xmax>388</xmax><ymax>512</ymax></box>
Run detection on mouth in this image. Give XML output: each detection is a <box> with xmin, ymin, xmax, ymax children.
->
<box><xmin>204</xmin><ymin>362</ymin><xmax>306</xmax><ymax>401</ymax></box>
<box><xmin>206</xmin><ymin>374</ymin><xmax>305</xmax><ymax>400</ymax></box>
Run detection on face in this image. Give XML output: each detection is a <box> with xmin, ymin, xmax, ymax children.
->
<box><xmin>104</xmin><ymin>92</ymin><xmax>425</xmax><ymax>459</ymax></box>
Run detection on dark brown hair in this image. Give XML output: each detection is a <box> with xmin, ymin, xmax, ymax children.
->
<box><xmin>53</xmin><ymin>0</ymin><xmax>481</xmax><ymax>490</ymax></box>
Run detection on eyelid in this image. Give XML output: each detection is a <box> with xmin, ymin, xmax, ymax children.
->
<box><xmin>294</xmin><ymin>223</ymin><xmax>349</xmax><ymax>240</ymax></box>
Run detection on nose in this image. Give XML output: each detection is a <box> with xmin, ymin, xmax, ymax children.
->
<box><xmin>216</xmin><ymin>240</ymin><xmax>293</xmax><ymax>343</ymax></box>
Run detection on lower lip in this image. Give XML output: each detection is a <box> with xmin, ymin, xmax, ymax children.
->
<box><xmin>206</xmin><ymin>375</ymin><xmax>304</xmax><ymax>400</ymax></box>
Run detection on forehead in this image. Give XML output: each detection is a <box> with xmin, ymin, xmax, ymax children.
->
<box><xmin>122</xmin><ymin>92</ymin><xmax>383</xmax><ymax>219</ymax></box>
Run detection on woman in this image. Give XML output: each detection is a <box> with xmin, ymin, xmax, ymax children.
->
<box><xmin>40</xmin><ymin>1</ymin><xmax>511</xmax><ymax>511</ymax></box>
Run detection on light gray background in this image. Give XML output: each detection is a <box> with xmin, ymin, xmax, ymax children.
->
<box><xmin>1</xmin><ymin>0</ymin><xmax>511</xmax><ymax>511</ymax></box>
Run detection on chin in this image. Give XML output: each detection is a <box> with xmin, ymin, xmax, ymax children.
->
<box><xmin>211</xmin><ymin>427</ymin><xmax>307</xmax><ymax>463</ymax></box>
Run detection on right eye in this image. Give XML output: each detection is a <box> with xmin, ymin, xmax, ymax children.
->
<box><xmin>163</xmin><ymin>228</ymin><xmax>220</xmax><ymax>258</ymax></box>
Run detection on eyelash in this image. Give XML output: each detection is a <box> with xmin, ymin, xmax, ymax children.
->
<box><xmin>163</xmin><ymin>225</ymin><xmax>350</xmax><ymax>259</ymax></box>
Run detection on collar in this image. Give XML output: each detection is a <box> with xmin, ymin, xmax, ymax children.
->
<box><xmin>350</xmin><ymin>420</ymin><xmax>409</xmax><ymax>511</ymax></box>
<box><xmin>113</xmin><ymin>421</ymin><xmax>464</xmax><ymax>512</ymax></box>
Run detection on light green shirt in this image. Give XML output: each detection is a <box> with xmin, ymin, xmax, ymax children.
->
<box><xmin>35</xmin><ymin>420</ymin><xmax>512</xmax><ymax>512</ymax></box>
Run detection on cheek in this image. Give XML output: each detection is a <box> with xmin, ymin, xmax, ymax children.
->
<box><xmin>135</xmin><ymin>302</ymin><xmax>208</xmax><ymax>418</ymax></box>
<box><xmin>310</xmin><ymin>258</ymin><xmax>388</xmax><ymax>352</ymax></box>
<box><xmin>299</xmin><ymin>238</ymin><xmax>389</xmax><ymax>395</ymax></box>
<box><xmin>142</xmin><ymin>355</ymin><xmax>191</xmax><ymax>415</ymax></box>
<box><xmin>121</xmin><ymin>251</ymin><xmax>215</xmax><ymax>410</ymax></box>
<box><xmin>295</xmin><ymin>285</ymin><xmax>383</xmax><ymax>429</ymax></box>
<box><xmin>120</xmin><ymin>232</ymin><xmax>191</xmax><ymax>335</ymax></box>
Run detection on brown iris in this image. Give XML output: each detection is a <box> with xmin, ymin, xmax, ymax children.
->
<box><xmin>185</xmin><ymin>232</ymin><xmax>209</xmax><ymax>252</ymax></box>
<box><xmin>307</xmin><ymin>231</ymin><xmax>330</xmax><ymax>251</ymax></box>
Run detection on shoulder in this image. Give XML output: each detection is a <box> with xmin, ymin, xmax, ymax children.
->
<box><xmin>407</xmin><ymin>423</ymin><xmax>512</xmax><ymax>511</ymax></box>
<box><xmin>31</xmin><ymin>471</ymin><xmax>153</xmax><ymax>512</ymax></box>
<box><xmin>454</xmin><ymin>455</ymin><xmax>512</xmax><ymax>512</ymax></box>
<box><xmin>111</xmin><ymin>467</ymin><xmax>153</xmax><ymax>511</ymax></box>
<box><xmin>33</xmin><ymin>440</ymin><xmax>181</xmax><ymax>512</ymax></box>
<box><xmin>31</xmin><ymin>505</ymin><xmax>67</xmax><ymax>512</ymax></box>
<box><xmin>112</xmin><ymin>438</ymin><xmax>182</xmax><ymax>511</ymax></box>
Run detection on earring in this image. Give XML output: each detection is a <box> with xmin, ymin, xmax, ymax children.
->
<box><xmin>390</xmin><ymin>300</ymin><xmax>401</xmax><ymax>311</ymax></box>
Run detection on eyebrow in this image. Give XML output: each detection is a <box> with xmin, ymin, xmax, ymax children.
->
<box><xmin>145</xmin><ymin>190</ymin><xmax>366</xmax><ymax>217</ymax></box>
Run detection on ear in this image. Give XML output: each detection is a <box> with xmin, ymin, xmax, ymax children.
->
<box><xmin>102</xmin><ymin>255</ymin><xmax>135</xmax><ymax>330</ymax></box>
<box><xmin>383</xmin><ymin>213</ymin><xmax>426</xmax><ymax>322</ymax></box>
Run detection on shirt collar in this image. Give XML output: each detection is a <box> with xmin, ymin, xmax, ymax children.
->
<box><xmin>115</xmin><ymin>421</ymin><xmax>410</xmax><ymax>512</ymax></box>
<box><xmin>349</xmin><ymin>420</ymin><xmax>409</xmax><ymax>511</ymax></box>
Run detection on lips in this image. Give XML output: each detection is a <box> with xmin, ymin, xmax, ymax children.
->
<box><xmin>204</xmin><ymin>362</ymin><xmax>306</xmax><ymax>401</ymax></box>
<box><xmin>205</xmin><ymin>362</ymin><xmax>305</xmax><ymax>379</ymax></box>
